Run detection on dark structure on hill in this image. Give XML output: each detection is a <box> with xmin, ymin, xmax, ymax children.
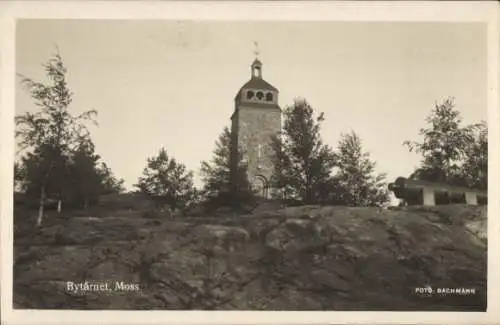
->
<box><xmin>388</xmin><ymin>177</ymin><xmax>487</xmax><ymax>206</ymax></box>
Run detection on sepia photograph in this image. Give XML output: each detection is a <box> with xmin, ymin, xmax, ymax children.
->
<box><xmin>1</xmin><ymin>1</ymin><xmax>499</xmax><ymax>324</ymax></box>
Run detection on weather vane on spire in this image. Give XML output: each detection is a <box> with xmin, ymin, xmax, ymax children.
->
<box><xmin>253</xmin><ymin>41</ymin><xmax>259</xmax><ymax>59</ymax></box>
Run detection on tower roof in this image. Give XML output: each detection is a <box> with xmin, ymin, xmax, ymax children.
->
<box><xmin>252</xmin><ymin>58</ymin><xmax>262</xmax><ymax>66</ymax></box>
<box><xmin>234</xmin><ymin>77</ymin><xmax>279</xmax><ymax>103</ymax></box>
<box><xmin>240</xmin><ymin>77</ymin><xmax>278</xmax><ymax>92</ymax></box>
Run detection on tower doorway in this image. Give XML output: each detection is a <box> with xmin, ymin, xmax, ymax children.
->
<box><xmin>252</xmin><ymin>175</ymin><xmax>269</xmax><ymax>198</ymax></box>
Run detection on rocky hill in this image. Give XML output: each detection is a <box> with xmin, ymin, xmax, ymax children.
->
<box><xmin>13</xmin><ymin>203</ymin><xmax>487</xmax><ymax>310</ymax></box>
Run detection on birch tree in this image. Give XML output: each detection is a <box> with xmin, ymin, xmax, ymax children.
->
<box><xmin>16</xmin><ymin>50</ymin><xmax>96</xmax><ymax>226</ymax></box>
<box><xmin>403</xmin><ymin>97</ymin><xmax>486</xmax><ymax>189</ymax></box>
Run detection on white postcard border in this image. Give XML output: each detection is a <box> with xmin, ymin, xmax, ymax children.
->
<box><xmin>1</xmin><ymin>1</ymin><xmax>498</xmax><ymax>325</ymax></box>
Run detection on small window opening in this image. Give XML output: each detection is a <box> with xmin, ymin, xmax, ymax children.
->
<box><xmin>253</xmin><ymin>67</ymin><xmax>261</xmax><ymax>77</ymax></box>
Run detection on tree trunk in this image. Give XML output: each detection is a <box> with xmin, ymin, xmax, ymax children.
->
<box><xmin>36</xmin><ymin>160</ymin><xmax>56</xmax><ymax>227</ymax></box>
<box><xmin>37</xmin><ymin>186</ymin><xmax>46</xmax><ymax>227</ymax></box>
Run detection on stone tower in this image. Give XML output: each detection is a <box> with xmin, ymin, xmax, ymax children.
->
<box><xmin>230</xmin><ymin>57</ymin><xmax>281</xmax><ymax>198</ymax></box>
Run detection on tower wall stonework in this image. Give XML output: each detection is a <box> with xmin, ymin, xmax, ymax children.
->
<box><xmin>233</xmin><ymin>106</ymin><xmax>281</xmax><ymax>193</ymax></box>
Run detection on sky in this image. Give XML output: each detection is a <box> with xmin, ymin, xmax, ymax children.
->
<box><xmin>15</xmin><ymin>20</ymin><xmax>487</xmax><ymax>197</ymax></box>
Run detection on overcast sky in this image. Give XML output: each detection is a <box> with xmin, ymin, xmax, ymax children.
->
<box><xmin>15</xmin><ymin>20</ymin><xmax>487</xmax><ymax>195</ymax></box>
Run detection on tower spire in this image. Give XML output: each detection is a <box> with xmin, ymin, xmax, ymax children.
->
<box><xmin>253</xmin><ymin>41</ymin><xmax>259</xmax><ymax>59</ymax></box>
<box><xmin>251</xmin><ymin>41</ymin><xmax>262</xmax><ymax>78</ymax></box>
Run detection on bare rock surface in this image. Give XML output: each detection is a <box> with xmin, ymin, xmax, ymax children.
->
<box><xmin>13</xmin><ymin>204</ymin><xmax>487</xmax><ymax>310</ymax></box>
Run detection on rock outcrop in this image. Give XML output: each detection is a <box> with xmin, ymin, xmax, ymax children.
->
<box><xmin>13</xmin><ymin>204</ymin><xmax>487</xmax><ymax>310</ymax></box>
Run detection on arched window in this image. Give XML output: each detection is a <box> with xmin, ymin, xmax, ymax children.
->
<box><xmin>256</xmin><ymin>91</ymin><xmax>264</xmax><ymax>100</ymax></box>
<box><xmin>247</xmin><ymin>90</ymin><xmax>254</xmax><ymax>100</ymax></box>
<box><xmin>266</xmin><ymin>92</ymin><xmax>273</xmax><ymax>102</ymax></box>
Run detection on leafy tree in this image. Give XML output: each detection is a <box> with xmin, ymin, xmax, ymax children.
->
<box><xmin>16</xmin><ymin>143</ymin><xmax>70</xmax><ymax>205</ymax></box>
<box><xmin>66</xmin><ymin>139</ymin><xmax>102</xmax><ymax>209</ymax></box>
<box><xmin>200</xmin><ymin>126</ymin><xmax>254</xmax><ymax>209</ymax></box>
<box><xmin>331</xmin><ymin>131</ymin><xmax>389</xmax><ymax>207</ymax></box>
<box><xmin>270</xmin><ymin>98</ymin><xmax>336</xmax><ymax>205</ymax></box>
<box><xmin>17</xmin><ymin>137</ymin><xmax>125</xmax><ymax>210</ymax></box>
<box><xmin>403</xmin><ymin>98</ymin><xmax>479</xmax><ymax>186</ymax></box>
<box><xmin>97</xmin><ymin>162</ymin><xmax>126</xmax><ymax>195</ymax></box>
<box><xmin>15</xmin><ymin>50</ymin><xmax>97</xmax><ymax>226</ymax></box>
<box><xmin>65</xmin><ymin>139</ymin><xmax>125</xmax><ymax>208</ymax></box>
<box><xmin>200</xmin><ymin>127</ymin><xmax>232</xmax><ymax>197</ymax></box>
<box><xmin>135</xmin><ymin>147</ymin><xmax>196</xmax><ymax>211</ymax></box>
<box><xmin>459</xmin><ymin>120</ymin><xmax>487</xmax><ymax>190</ymax></box>
<box><xmin>14</xmin><ymin>162</ymin><xmax>26</xmax><ymax>192</ymax></box>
